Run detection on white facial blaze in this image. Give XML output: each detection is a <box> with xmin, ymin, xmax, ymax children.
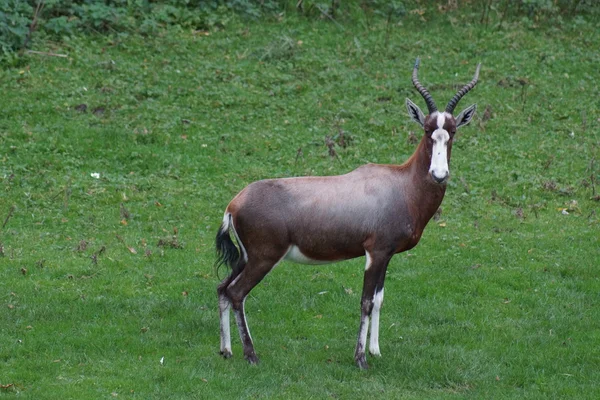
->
<box><xmin>429</xmin><ymin>112</ymin><xmax>450</xmax><ymax>182</ymax></box>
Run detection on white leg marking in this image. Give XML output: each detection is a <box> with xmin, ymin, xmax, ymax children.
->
<box><xmin>357</xmin><ymin>314</ymin><xmax>370</xmax><ymax>355</ymax></box>
<box><xmin>219</xmin><ymin>295</ymin><xmax>232</xmax><ymax>354</ymax></box>
<box><xmin>364</xmin><ymin>251</ymin><xmax>372</xmax><ymax>271</ymax></box>
<box><xmin>234</xmin><ymin>298</ymin><xmax>253</xmax><ymax>344</ymax></box>
<box><xmin>369</xmin><ymin>288</ymin><xmax>384</xmax><ymax>356</ymax></box>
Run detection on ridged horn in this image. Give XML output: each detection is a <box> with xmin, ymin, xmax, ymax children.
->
<box><xmin>445</xmin><ymin>63</ymin><xmax>481</xmax><ymax>114</ymax></box>
<box><xmin>412</xmin><ymin>57</ymin><xmax>437</xmax><ymax>114</ymax></box>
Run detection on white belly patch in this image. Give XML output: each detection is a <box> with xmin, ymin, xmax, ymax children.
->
<box><xmin>284</xmin><ymin>245</ymin><xmax>333</xmax><ymax>265</ymax></box>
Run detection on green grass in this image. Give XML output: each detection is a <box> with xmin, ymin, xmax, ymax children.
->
<box><xmin>1</xmin><ymin>7</ymin><xmax>599</xmax><ymax>399</ymax></box>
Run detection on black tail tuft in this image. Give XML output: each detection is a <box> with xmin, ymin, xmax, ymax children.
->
<box><xmin>215</xmin><ymin>222</ymin><xmax>241</xmax><ymax>277</ymax></box>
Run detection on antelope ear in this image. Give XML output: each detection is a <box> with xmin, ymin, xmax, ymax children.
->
<box><xmin>455</xmin><ymin>104</ymin><xmax>477</xmax><ymax>128</ymax></box>
<box><xmin>406</xmin><ymin>98</ymin><xmax>425</xmax><ymax>127</ymax></box>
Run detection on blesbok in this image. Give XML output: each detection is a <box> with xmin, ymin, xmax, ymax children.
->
<box><xmin>215</xmin><ymin>58</ymin><xmax>481</xmax><ymax>369</ymax></box>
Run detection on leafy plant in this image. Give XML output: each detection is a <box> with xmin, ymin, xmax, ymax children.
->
<box><xmin>0</xmin><ymin>0</ymin><xmax>32</xmax><ymax>57</ymax></box>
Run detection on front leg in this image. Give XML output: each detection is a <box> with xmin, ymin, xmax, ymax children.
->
<box><xmin>354</xmin><ymin>303</ymin><xmax>371</xmax><ymax>369</ymax></box>
<box><xmin>354</xmin><ymin>251</ymin><xmax>391</xmax><ymax>369</ymax></box>
<box><xmin>369</xmin><ymin>288</ymin><xmax>384</xmax><ymax>357</ymax></box>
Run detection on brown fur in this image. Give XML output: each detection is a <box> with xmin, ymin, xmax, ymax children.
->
<box><xmin>227</xmin><ymin>133</ymin><xmax>448</xmax><ymax>263</ymax></box>
<box><xmin>218</xmin><ymin>128</ymin><xmax>452</xmax><ymax>366</ymax></box>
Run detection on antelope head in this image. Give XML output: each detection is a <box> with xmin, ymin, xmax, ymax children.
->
<box><xmin>406</xmin><ymin>58</ymin><xmax>481</xmax><ymax>184</ymax></box>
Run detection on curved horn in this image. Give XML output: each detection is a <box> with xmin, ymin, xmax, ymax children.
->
<box><xmin>445</xmin><ymin>63</ymin><xmax>481</xmax><ymax>114</ymax></box>
<box><xmin>412</xmin><ymin>58</ymin><xmax>437</xmax><ymax>114</ymax></box>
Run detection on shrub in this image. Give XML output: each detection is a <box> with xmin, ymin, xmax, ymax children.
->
<box><xmin>1</xmin><ymin>0</ymin><xmax>598</xmax><ymax>62</ymax></box>
<box><xmin>0</xmin><ymin>0</ymin><xmax>33</xmax><ymax>58</ymax></box>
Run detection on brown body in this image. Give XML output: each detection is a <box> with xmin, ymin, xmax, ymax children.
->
<box><xmin>228</xmin><ymin>138</ymin><xmax>446</xmax><ymax>264</ymax></box>
<box><xmin>215</xmin><ymin>58</ymin><xmax>480</xmax><ymax>369</ymax></box>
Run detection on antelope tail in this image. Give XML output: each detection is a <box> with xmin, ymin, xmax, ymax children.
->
<box><xmin>215</xmin><ymin>213</ymin><xmax>242</xmax><ymax>275</ymax></box>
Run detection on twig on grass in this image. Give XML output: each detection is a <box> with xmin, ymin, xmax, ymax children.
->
<box><xmin>315</xmin><ymin>5</ymin><xmax>345</xmax><ymax>31</ymax></box>
<box><xmin>25</xmin><ymin>50</ymin><xmax>68</xmax><ymax>58</ymax></box>
<box><xmin>2</xmin><ymin>205</ymin><xmax>15</xmax><ymax>229</ymax></box>
<box><xmin>590</xmin><ymin>157</ymin><xmax>596</xmax><ymax>197</ymax></box>
<box><xmin>294</xmin><ymin>147</ymin><xmax>303</xmax><ymax>165</ymax></box>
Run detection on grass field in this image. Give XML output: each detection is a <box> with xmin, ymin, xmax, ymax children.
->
<box><xmin>1</xmin><ymin>5</ymin><xmax>599</xmax><ymax>399</ymax></box>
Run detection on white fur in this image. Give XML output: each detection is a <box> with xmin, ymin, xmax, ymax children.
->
<box><xmin>219</xmin><ymin>295</ymin><xmax>232</xmax><ymax>354</ymax></box>
<box><xmin>429</xmin><ymin>119</ymin><xmax>450</xmax><ymax>182</ymax></box>
<box><xmin>284</xmin><ymin>245</ymin><xmax>331</xmax><ymax>265</ymax></box>
<box><xmin>357</xmin><ymin>314</ymin><xmax>370</xmax><ymax>356</ymax></box>
<box><xmin>234</xmin><ymin>298</ymin><xmax>252</xmax><ymax>343</ymax></box>
<box><xmin>364</xmin><ymin>251</ymin><xmax>372</xmax><ymax>271</ymax></box>
<box><xmin>369</xmin><ymin>288</ymin><xmax>384</xmax><ymax>356</ymax></box>
<box><xmin>436</xmin><ymin>112</ymin><xmax>446</xmax><ymax>130</ymax></box>
<box><xmin>225</xmin><ymin>213</ymin><xmax>248</xmax><ymax>263</ymax></box>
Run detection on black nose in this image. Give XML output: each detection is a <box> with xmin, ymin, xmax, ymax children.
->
<box><xmin>432</xmin><ymin>172</ymin><xmax>448</xmax><ymax>184</ymax></box>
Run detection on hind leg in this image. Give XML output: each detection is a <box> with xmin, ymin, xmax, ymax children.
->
<box><xmin>217</xmin><ymin>266</ymin><xmax>243</xmax><ymax>358</ymax></box>
<box><xmin>218</xmin><ymin>294</ymin><xmax>232</xmax><ymax>358</ymax></box>
<box><xmin>225</xmin><ymin>257</ymin><xmax>284</xmax><ymax>364</ymax></box>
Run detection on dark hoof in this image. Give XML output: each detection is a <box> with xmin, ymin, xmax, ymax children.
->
<box><xmin>355</xmin><ymin>355</ymin><xmax>369</xmax><ymax>370</ymax></box>
<box><xmin>220</xmin><ymin>350</ymin><xmax>233</xmax><ymax>359</ymax></box>
<box><xmin>244</xmin><ymin>353</ymin><xmax>260</xmax><ymax>365</ymax></box>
